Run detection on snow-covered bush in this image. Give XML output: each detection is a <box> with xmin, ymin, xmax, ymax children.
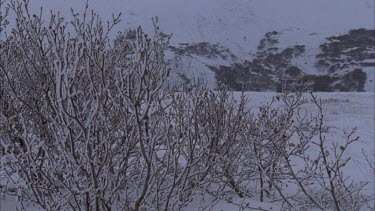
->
<box><xmin>0</xmin><ymin>0</ymin><xmax>9</xmax><ymax>33</ymax></box>
<box><xmin>0</xmin><ymin>1</ymin><xmax>372</xmax><ymax>210</ymax></box>
<box><xmin>0</xmin><ymin>0</ymin><xmax>176</xmax><ymax>210</ymax></box>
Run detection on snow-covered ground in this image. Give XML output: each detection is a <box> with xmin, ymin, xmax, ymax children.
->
<box><xmin>1</xmin><ymin>92</ymin><xmax>374</xmax><ymax>210</ymax></box>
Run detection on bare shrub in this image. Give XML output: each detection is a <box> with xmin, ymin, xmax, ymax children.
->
<box><xmin>0</xmin><ymin>1</ymin><xmax>372</xmax><ymax>211</ymax></box>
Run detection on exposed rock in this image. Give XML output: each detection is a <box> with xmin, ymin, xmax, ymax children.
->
<box><xmin>169</xmin><ymin>42</ymin><xmax>237</xmax><ymax>61</ymax></box>
<box><xmin>315</xmin><ymin>29</ymin><xmax>375</xmax><ymax>74</ymax></box>
<box><xmin>210</xmin><ymin>29</ymin><xmax>372</xmax><ymax>91</ymax></box>
<box><xmin>168</xmin><ymin>29</ymin><xmax>372</xmax><ymax>92</ymax></box>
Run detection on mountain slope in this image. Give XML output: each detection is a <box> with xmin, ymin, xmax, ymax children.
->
<box><xmin>2</xmin><ymin>0</ymin><xmax>374</xmax><ymax>91</ymax></box>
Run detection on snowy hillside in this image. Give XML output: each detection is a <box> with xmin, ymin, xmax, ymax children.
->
<box><xmin>2</xmin><ymin>0</ymin><xmax>374</xmax><ymax>91</ymax></box>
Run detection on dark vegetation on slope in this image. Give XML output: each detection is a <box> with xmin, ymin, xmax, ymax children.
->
<box><xmin>211</xmin><ymin>29</ymin><xmax>373</xmax><ymax>92</ymax></box>
<box><xmin>171</xmin><ymin>29</ymin><xmax>373</xmax><ymax>92</ymax></box>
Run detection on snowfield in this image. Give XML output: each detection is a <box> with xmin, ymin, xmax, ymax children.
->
<box><xmin>1</xmin><ymin>92</ymin><xmax>374</xmax><ymax>210</ymax></box>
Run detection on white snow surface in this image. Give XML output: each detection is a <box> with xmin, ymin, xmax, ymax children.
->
<box><xmin>1</xmin><ymin>92</ymin><xmax>374</xmax><ymax>210</ymax></box>
<box><xmin>4</xmin><ymin>0</ymin><xmax>373</xmax><ymax>54</ymax></box>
